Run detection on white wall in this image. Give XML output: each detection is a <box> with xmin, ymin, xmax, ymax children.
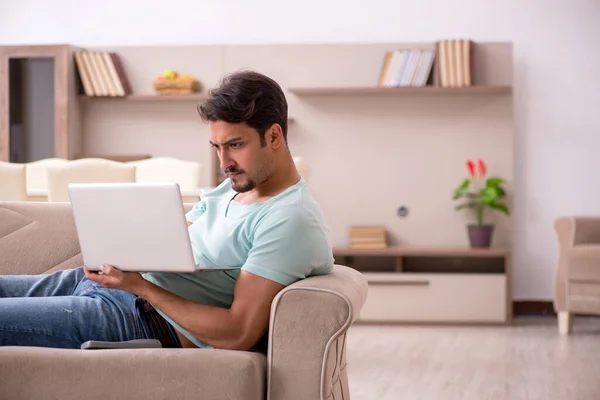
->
<box><xmin>2</xmin><ymin>0</ymin><xmax>599</xmax><ymax>300</ymax></box>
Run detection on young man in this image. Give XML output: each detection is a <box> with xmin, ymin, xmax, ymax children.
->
<box><xmin>0</xmin><ymin>70</ymin><xmax>334</xmax><ymax>350</ymax></box>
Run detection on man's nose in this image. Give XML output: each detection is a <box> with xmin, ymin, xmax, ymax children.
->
<box><xmin>220</xmin><ymin>151</ymin><xmax>235</xmax><ymax>171</ymax></box>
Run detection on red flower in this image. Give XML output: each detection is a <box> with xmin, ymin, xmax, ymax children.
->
<box><xmin>466</xmin><ymin>160</ymin><xmax>475</xmax><ymax>178</ymax></box>
<box><xmin>478</xmin><ymin>159</ymin><xmax>487</xmax><ymax>177</ymax></box>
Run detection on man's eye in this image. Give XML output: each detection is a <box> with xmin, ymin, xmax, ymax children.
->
<box><xmin>230</xmin><ymin>143</ymin><xmax>242</xmax><ymax>149</ymax></box>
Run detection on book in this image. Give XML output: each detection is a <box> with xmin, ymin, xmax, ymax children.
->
<box><xmin>74</xmin><ymin>51</ymin><xmax>132</xmax><ymax>96</ymax></box>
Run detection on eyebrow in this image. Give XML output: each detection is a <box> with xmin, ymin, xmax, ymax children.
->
<box><xmin>209</xmin><ymin>137</ymin><xmax>244</xmax><ymax>147</ymax></box>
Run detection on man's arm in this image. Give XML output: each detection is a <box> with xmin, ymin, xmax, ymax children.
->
<box><xmin>85</xmin><ymin>265</ymin><xmax>284</xmax><ymax>351</ymax></box>
<box><xmin>140</xmin><ymin>271</ymin><xmax>284</xmax><ymax>350</ymax></box>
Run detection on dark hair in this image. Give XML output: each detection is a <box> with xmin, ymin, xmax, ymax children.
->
<box><xmin>197</xmin><ymin>70</ymin><xmax>288</xmax><ymax>145</ymax></box>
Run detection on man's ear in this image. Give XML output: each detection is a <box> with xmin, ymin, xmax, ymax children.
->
<box><xmin>267</xmin><ymin>124</ymin><xmax>284</xmax><ymax>149</ymax></box>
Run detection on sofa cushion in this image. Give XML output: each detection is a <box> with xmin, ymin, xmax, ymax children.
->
<box><xmin>568</xmin><ymin>245</ymin><xmax>600</xmax><ymax>281</ymax></box>
<box><xmin>0</xmin><ymin>347</ymin><xmax>266</xmax><ymax>400</ymax></box>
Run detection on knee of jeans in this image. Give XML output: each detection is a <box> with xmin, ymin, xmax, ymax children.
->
<box><xmin>71</xmin><ymin>266</ymin><xmax>88</xmax><ymax>281</ymax></box>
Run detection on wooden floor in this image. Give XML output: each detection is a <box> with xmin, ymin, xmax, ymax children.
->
<box><xmin>346</xmin><ymin>317</ymin><xmax>600</xmax><ymax>400</ymax></box>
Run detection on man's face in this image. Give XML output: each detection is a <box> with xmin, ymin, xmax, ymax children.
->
<box><xmin>209</xmin><ymin>121</ymin><xmax>274</xmax><ymax>193</ymax></box>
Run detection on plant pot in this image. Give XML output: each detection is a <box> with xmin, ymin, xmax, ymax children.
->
<box><xmin>467</xmin><ymin>224</ymin><xmax>494</xmax><ymax>248</ymax></box>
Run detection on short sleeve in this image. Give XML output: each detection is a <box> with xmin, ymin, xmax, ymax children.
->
<box><xmin>241</xmin><ymin>205</ymin><xmax>333</xmax><ymax>286</ymax></box>
<box><xmin>185</xmin><ymin>199</ymin><xmax>206</xmax><ymax>224</ymax></box>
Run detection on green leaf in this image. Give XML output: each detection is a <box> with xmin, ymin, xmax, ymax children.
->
<box><xmin>479</xmin><ymin>186</ymin><xmax>499</xmax><ymax>204</ymax></box>
<box><xmin>488</xmin><ymin>202</ymin><xmax>510</xmax><ymax>216</ymax></box>
<box><xmin>486</xmin><ymin>177</ymin><xmax>507</xmax><ymax>198</ymax></box>
<box><xmin>486</xmin><ymin>177</ymin><xmax>504</xmax><ymax>187</ymax></box>
<box><xmin>455</xmin><ymin>201</ymin><xmax>478</xmax><ymax>211</ymax></box>
<box><xmin>495</xmin><ymin>186</ymin><xmax>506</xmax><ymax>198</ymax></box>
<box><xmin>453</xmin><ymin>179</ymin><xmax>471</xmax><ymax>200</ymax></box>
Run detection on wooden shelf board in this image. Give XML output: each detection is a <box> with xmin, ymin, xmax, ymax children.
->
<box><xmin>80</xmin><ymin>95</ymin><xmax>296</xmax><ymax>124</ymax></box>
<box><xmin>333</xmin><ymin>246</ymin><xmax>510</xmax><ymax>257</ymax></box>
<box><xmin>79</xmin><ymin>94</ymin><xmax>207</xmax><ymax>101</ymax></box>
<box><xmin>288</xmin><ymin>86</ymin><xmax>512</xmax><ymax>95</ymax></box>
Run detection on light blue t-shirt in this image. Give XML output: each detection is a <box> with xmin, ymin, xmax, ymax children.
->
<box><xmin>142</xmin><ymin>177</ymin><xmax>334</xmax><ymax>348</ymax></box>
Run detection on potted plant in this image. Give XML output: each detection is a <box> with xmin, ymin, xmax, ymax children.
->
<box><xmin>453</xmin><ymin>159</ymin><xmax>510</xmax><ymax>248</ymax></box>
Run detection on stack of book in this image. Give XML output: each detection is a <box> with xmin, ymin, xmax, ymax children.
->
<box><xmin>377</xmin><ymin>39</ymin><xmax>474</xmax><ymax>89</ymax></box>
<box><xmin>436</xmin><ymin>39</ymin><xmax>472</xmax><ymax>87</ymax></box>
<box><xmin>74</xmin><ymin>51</ymin><xmax>132</xmax><ymax>97</ymax></box>
<box><xmin>378</xmin><ymin>48</ymin><xmax>435</xmax><ymax>88</ymax></box>
<box><xmin>349</xmin><ymin>226</ymin><xmax>387</xmax><ymax>249</ymax></box>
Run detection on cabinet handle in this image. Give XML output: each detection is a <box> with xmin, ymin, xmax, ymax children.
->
<box><xmin>370</xmin><ymin>280</ymin><xmax>430</xmax><ymax>286</ymax></box>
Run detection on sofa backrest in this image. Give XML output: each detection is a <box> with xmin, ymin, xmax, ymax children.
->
<box><xmin>0</xmin><ymin>201</ymin><xmax>195</xmax><ymax>275</ymax></box>
<box><xmin>0</xmin><ymin>202</ymin><xmax>82</xmax><ymax>275</ymax></box>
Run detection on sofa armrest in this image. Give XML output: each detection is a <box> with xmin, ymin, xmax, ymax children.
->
<box><xmin>267</xmin><ymin>265</ymin><xmax>368</xmax><ymax>400</ymax></box>
<box><xmin>555</xmin><ymin>216</ymin><xmax>600</xmax><ymax>247</ymax></box>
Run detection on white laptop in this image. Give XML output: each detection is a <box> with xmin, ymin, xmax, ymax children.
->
<box><xmin>68</xmin><ymin>182</ymin><xmax>235</xmax><ymax>273</ymax></box>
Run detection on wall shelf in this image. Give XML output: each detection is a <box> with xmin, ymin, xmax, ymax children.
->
<box><xmin>333</xmin><ymin>246</ymin><xmax>510</xmax><ymax>258</ymax></box>
<box><xmin>79</xmin><ymin>94</ymin><xmax>295</xmax><ymax>124</ymax></box>
<box><xmin>79</xmin><ymin>94</ymin><xmax>207</xmax><ymax>101</ymax></box>
<box><xmin>79</xmin><ymin>95</ymin><xmax>295</xmax><ymax>121</ymax></box>
<box><xmin>288</xmin><ymin>85</ymin><xmax>512</xmax><ymax>96</ymax></box>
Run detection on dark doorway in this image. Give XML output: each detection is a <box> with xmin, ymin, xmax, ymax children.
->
<box><xmin>9</xmin><ymin>57</ymin><xmax>55</xmax><ymax>163</ymax></box>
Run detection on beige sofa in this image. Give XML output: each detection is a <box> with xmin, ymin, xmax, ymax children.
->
<box><xmin>0</xmin><ymin>201</ymin><xmax>368</xmax><ymax>400</ymax></box>
<box><xmin>554</xmin><ymin>216</ymin><xmax>600</xmax><ymax>335</ymax></box>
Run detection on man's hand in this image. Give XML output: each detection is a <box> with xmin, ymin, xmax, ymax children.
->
<box><xmin>84</xmin><ymin>264</ymin><xmax>150</xmax><ymax>296</ymax></box>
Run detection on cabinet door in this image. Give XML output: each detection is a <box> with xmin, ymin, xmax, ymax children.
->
<box><xmin>359</xmin><ymin>273</ymin><xmax>507</xmax><ymax>323</ymax></box>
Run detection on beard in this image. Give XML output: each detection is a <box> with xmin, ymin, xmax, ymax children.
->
<box><xmin>225</xmin><ymin>159</ymin><xmax>271</xmax><ymax>193</ymax></box>
<box><xmin>225</xmin><ymin>166</ymin><xmax>256</xmax><ymax>193</ymax></box>
<box><xmin>231</xmin><ymin>173</ymin><xmax>256</xmax><ymax>193</ymax></box>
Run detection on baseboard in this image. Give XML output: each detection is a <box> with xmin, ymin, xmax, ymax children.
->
<box><xmin>513</xmin><ymin>301</ymin><xmax>555</xmax><ymax>316</ymax></box>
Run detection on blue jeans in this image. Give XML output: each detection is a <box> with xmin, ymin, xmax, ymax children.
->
<box><xmin>0</xmin><ymin>267</ymin><xmax>178</xmax><ymax>349</ymax></box>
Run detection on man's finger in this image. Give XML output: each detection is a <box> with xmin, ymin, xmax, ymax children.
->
<box><xmin>101</xmin><ymin>264</ymin><xmax>118</xmax><ymax>275</ymax></box>
<box><xmin>84</xmin><ymin>267</ymin><xmax>102</xmax><ymax>282</ymax></box>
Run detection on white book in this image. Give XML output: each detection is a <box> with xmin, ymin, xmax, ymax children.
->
<box><xmin>382</xmin><ymin>50</ymin><xmax>405</xmax><ymax>87</ymax></box>
<box><xmin>391</xmin><ymin>50</ymin><xmax>410</xmax><ymax>87</ymax></box>
<box><xmin>401</xmin><ymin>50</ymin><xmax>422</xmax><ymax>87</ymax></box>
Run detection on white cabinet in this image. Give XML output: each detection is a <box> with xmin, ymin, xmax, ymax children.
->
<box><xmin>334</xmin><ymin>247</ymin><xmax>511</xmax><ymax>324</ymax></box>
